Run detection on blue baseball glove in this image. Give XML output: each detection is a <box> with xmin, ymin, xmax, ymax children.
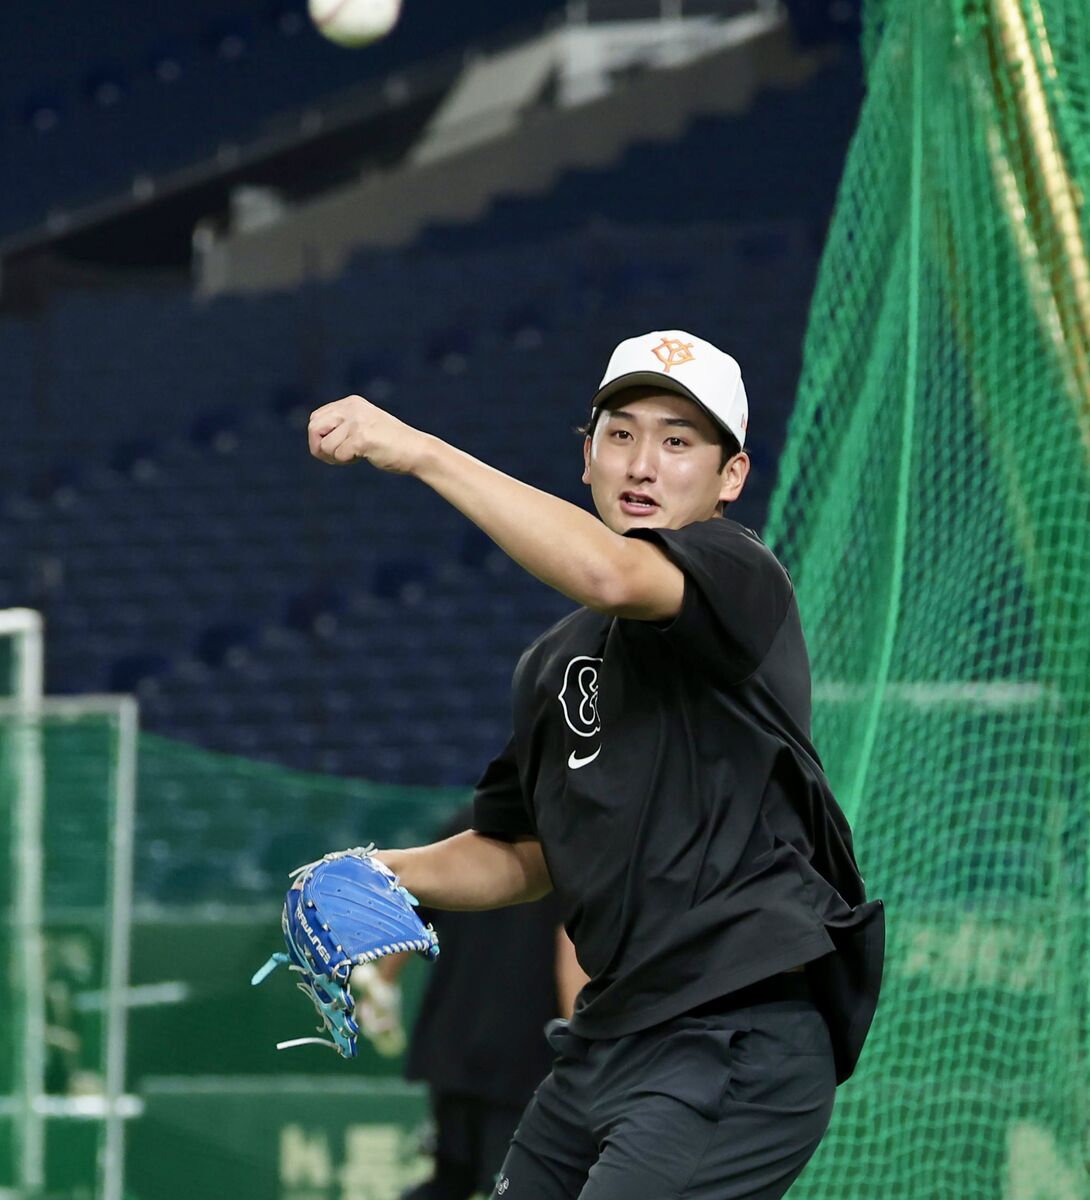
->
<box><xmin>251</xmin><ymin>846</ymin><xmax>439</xmax><ymax>1057</ymax></box>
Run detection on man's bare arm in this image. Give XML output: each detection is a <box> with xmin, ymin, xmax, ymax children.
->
<box><xmin>411</xmin><ymin>437</ymin><xmax>684</xmax><ymax>620</ymax></box>
<box><xmin>306</xmin><ymin>397</ymin><xmax>684</xmax><ymax>620</ymax></box>
<box><xmin>375</xmin><ymin>830</ymin><xmax>552</xmax><ymax>911</ymax></box>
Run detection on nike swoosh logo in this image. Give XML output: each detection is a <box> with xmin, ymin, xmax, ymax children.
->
<box><xmin>567</xmin><ymin>747</ymin><xmax>601</xmax><ymax>770</ymax></box>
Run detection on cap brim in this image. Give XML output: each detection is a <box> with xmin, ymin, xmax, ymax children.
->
<box><xmin>591</xmin><ymin>370</ymin><xmax>703</xmax><ymax>411</ymax></box>
<box><xmin>590</xmin><ymin>371</ymin><xmax>728</xmax><ymax>435</ymax></box>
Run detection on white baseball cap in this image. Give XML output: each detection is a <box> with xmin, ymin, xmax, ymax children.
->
<box><xmin>590</xmin><ymin>329</ymin><xmax>749</xmax><ymax>450</ymax></box>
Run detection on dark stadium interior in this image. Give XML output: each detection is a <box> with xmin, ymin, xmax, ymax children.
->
<box><xmin>6</xmin><ymin>2</ymin><xmax>861</xmax><ymax>904</ymax></box>
<box><xmin>1</xmin><ymin>0</ymin><xmax>572</xmax><ymax>239</ymax></box>
<box><xmin>7</xmin><ymin>5</ymin><xmax>1088</xmax><ymax>1198</ymax></box>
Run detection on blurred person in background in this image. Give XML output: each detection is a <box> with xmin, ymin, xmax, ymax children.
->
<box><xmin>353</xmin><ymin>803</ymin><xmax>587</xmax><ymax>1200</ymax></box>
<box><xmin>44</xmin><ymin>932</ymin><xmax>101</xmax><ymax>1096</ymax></box>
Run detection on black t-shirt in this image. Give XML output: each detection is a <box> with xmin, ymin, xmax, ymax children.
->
<box><xmin>472</xmin><ymin>517</ymin><xmax>885</xmax><ymax>1086</ymax></box>
<box><xmin>406</xmin><ymin>805</ymin><xmax>561</xmax><ymax>1108</ymax></box>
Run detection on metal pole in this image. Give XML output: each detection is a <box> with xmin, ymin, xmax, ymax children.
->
<box><xmin>990</xmin><ymin>0</ymin><xmax>1090</xmax><ymax>439</ymax></box>
<box><xmin>2</xmin><ymin>609</ymin><xmax>46</xmax><ymax>1196</ymax></box>
<box><xmin>100</xmin><ymin>697</ymin><xmax>138</xmax><ymax>1200</ymax></box>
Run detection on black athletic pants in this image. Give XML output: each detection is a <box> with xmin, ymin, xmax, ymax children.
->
<box><xmin>489</xmin><ymin>973</ymin><xmax>837</xmax><ymax>1200</ymax></box>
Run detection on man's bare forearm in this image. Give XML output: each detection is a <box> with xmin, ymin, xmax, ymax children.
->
<box><xmin>412</xmin><ymin>436</ymin><xmax>646</xmax><ymax>613</ymax></box>
<box><xmin>307</xmin><ymin>397</ymin><xmax>683</xmax><ymax>618</ymax></box>
<box><xmin>375</xmin><ymin>830</ymin><xmax>552</xmax><ymax>911</ymax></box>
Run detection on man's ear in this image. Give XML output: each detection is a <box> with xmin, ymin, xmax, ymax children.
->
<box><xmin>582</xmin><ymin>435</ymin><xmax>592</xmax><ymax>486</ymax></box>
<box><xmin>718</xmin><ymin>452</ymin><xmax>750</xmax><ymax>505</ymax></box>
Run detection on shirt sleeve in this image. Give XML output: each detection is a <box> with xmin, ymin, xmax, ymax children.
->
<box><xmin>471</xmin><ymin>735</ymin><xmax>537</xmax><ymax>839</ymax></box>
<box><xmin>624</xmin><ymin>519</ymin><xmax>794</xmax><ymax>686</ymax></box>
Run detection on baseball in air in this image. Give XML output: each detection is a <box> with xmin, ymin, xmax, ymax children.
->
<box><xmin>308</xmin><ymin>0</ymin><xmax>402</xmax><ymax>47</ymax></box>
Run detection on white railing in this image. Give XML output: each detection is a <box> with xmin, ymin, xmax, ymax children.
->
<box><xmin>1</xmin><ymin>608</ymin><xmax>45</xmax><ymax>1197</ymax></box>
<box><xmin>0</xmin><ymin>611</ymin><xmax>137</xmax><ymax>1200</ymax></box>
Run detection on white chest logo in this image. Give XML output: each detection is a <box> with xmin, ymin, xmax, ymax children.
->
<box><xmin>559</xmin><ymin>656</ymin><xmax>602</xmax><ymax>768</ymax></box>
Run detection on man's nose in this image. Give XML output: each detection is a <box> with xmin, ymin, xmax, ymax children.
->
<box><xmin>627</xmin><ymin>441</ymin><xmax>657</xmax><ymax>480</ymax></box>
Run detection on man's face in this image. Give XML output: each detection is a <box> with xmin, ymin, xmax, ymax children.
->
<box><xmin>582</xmin><ymin>390</ymin><xmax>750</xmax><ymax>533</ymax></box>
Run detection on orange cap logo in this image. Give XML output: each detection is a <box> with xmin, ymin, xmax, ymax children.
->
<box><xmin>651</xmin><ymin>336</ymin><xmax>695</xmax><ymax>373</ymax></box>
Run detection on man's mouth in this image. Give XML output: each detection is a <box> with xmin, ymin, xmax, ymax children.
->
<box><xmin>619</xmin><ymin>491</ymin><xmax>659</xmax><ymax>516</ymax></box>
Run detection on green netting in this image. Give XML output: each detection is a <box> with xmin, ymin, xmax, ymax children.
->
<box><xmin>136</xmin><ymin>733</ymin><xmax>469</xmax><ymax>902</ymax></box>
<box><xmin>1</xmin><ymin>707</ymin><xmax>127</xmax><ymax>1194</ymax></box>
<box><xmin>764</xmin><ymin>0</ymin><xmax>1090</xmax><ymax>1195</ymax></box>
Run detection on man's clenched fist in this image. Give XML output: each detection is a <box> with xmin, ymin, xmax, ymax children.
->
<box><xmin>308</xmin><ymin>395</ymin><xmax>428</xmax><ymax>474</ymax></box>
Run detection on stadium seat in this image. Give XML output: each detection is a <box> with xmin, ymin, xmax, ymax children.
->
<box><xmin>108</xmin><ymin>651</ymin><xmax>174</xmax><ymax>692</ymax></box>
<box><xmin>7</xmin><ymin>217</ymin><xmax>817</xmax><ymax>852</ymax></box>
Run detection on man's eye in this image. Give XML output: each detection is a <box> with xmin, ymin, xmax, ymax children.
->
<box><xmin>666</xmin><ymin>437</ymin><xmax>687</xmax><ymax>448</ymax></box>
<box><xmin>612</xmin><ymin>429</ymin><xmax>631</xmax><ymax>440</ymax></box>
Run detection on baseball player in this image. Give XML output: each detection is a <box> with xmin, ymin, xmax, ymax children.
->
<box><xmin>307</xmin><ymin>330</ymin><xmax>885</xmax><ymax>1200</ymax></box>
